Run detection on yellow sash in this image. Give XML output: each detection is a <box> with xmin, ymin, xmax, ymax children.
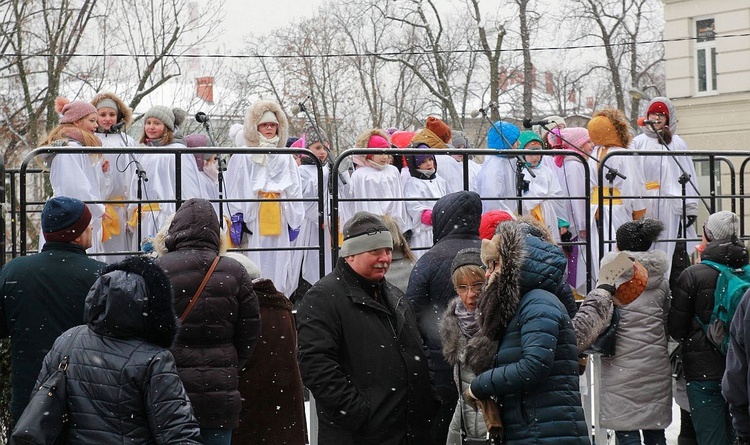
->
<box><xmin>590</xmin><ymin>186</ymin><xmax>622</xmax><ymax>205</ymax></box>
<box><xmin>258</xmin><ymin>191</ymin><xmax>282</xmax><ymax>236</ymax></box>
<box><xmin>127</xmin><ymin>203</ymin><xmax>160</xmax><ymax>228</ymax></box>
<box><xmin>645</xmin><ymin>181</ymin><xmax>660</xmax><ymax>190</ymax></box>
<box><xmin>530</xmin><ymin>205</ymin><xmax>544</xmax><ymax>224</ymax></box>
<box><xmin>101</xmin><ymin>196</ymin><xmax>126</xmax><ymax>242</ymax></box>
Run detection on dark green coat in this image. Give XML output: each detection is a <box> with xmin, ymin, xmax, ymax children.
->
<box><xmin>0</xmin><ymin>242</ymin><xmax>104</xmax><ymax>421</ymax></box>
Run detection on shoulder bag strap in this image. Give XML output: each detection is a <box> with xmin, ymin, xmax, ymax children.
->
<box><xmin>457</xmin><ymin>360</ymin><xmax>469</xmax><ymax>440</ymax></box>
<box><xmin>180</xmin><ymin>256</ymin><xmax>221</xmax><ymax>323</ymax></box>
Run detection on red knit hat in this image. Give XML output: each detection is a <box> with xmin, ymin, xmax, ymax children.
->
<box><xmin>426</xmin><ymin>116</ymin><xmax>452</xmax><ymax>143</ymax></box>
<box><xmin>479</xmin><ymin>210</ymin><xmax>514</xmax><ymax>240</ymax></box>
<box><xmin>647</xmin><ymin>101</ymin><xmax>669</xmax><ymax>119</ymax></box>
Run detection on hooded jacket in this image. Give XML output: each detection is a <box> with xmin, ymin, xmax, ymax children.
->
<box><xmin>669</xmin><ymin>237</ymin><xmax>749</xmax><ymax>380</ymax></box>
<box><xmin>297</xmin><ymin>258</ymin><xmax>438</xmax><ymax>445</ymax></box>
<box><xmin>465</xmin><ymin>222</ymin><xmax>589</xmax><ymax>444</ymax></box>
<box><xmin>32</xmin><ymin>256</ymin><xmax>202</xmax><ymax>444</ymax></box>
<box><xmin>599</xmin><ymin>249</ymin><xmax>672</xmax><ymax>430</ymax></box>
<box><xmin>406</xmin><ymin>191</ymin><xmax>483</xmax><ymax>383</ymax></box>
<box><xmin>242</xmin><ymin>100</ymin><xmax>288</xmax><ymax>147</ymax></box>
<box><xmin>155</xmin><ymin>198</ymin><xmax>261</xmax><ymax>429</ymax></box>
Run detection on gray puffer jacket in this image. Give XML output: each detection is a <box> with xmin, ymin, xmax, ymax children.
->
<box><xmin>440</xmin><ymin>298</ymin><xmax>488</xmax><ymax>444</ymax></box>
<box><xmin>32</xmin><ymin>256</ymin><xmax>202</xmax><ymax>444</ymax></box>
<box><xmin>599</xmin><ymin>249</ymin><xmax>672</xmax><ymax>430</ymax></box>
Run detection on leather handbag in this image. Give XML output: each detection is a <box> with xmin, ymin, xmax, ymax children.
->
<box><xmin>11</xmin><ymin>326</ymin><xmax>83</xmax><ymax>444</ymax></box>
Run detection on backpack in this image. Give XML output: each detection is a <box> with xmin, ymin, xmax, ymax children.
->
<box><xmin>697</xmin><ymin>259</ymin><xmax>750</xmax><ymax>355</ymax></box>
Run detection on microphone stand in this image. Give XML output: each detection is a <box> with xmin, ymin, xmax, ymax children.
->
<box><xmin>128</xmin><ymin>152</ymin><xmax>150</xmax><ymax>246</ymax></box>
<box><xmin>647</xmin><ymin>123</ymin><xmax>710</xmax><ymax>237</ymax></box>
<box><xmin>476</xmin><ymin>106</ymin><xmax>534</xmax><ymax>215</ymax></box>
<box><xmin>198</xmin><ymin>116</ymin><xmax>228</xmax><ymax>227</ymax></box>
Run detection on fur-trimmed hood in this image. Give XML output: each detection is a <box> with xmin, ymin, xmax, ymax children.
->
<box><xmin>242</xmin><ymin>100</ymin><xmax>289</xmax><ymax>147</ymax></box>
<box><xmin>439</xmin><ymin>297</ymin><xmax>467</xmax><ymax>367</ymax></box>
<box><xmin>91</xmin><ymin>92</ymin><xmax>133</xmax><ymax>129</ymax></box>
<box><xmin>84</xmin><ymin>255</ymin><xmax>177</xmax><ymax>348</ymax></box>
<box><xmin>602</xmin><ymin>248</ymin><xmax>668</xmax><ymax>291</ymax></box>
<box><xmin>464</xmin><ymin>221</ymin><xmax>526</xmax><ymax>373</ymax></box>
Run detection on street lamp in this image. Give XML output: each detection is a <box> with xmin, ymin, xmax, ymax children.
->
<box><xmin>628</xmin><ymin>84</ymin><xmax>661</xmax><ymax>101</ymax></box>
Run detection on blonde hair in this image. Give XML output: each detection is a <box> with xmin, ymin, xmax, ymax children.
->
<box><xmin>381</xmin><ymin>214</ymin><xmax>416</xmax><ymax>262</ymax></box>
<box><xmin>39</xmin><ymin>123</ymin><xmax>101</xmax><ymax>147</ymax></box>
<box><xmin>451</xmin><ymin>265</ymin><xmax>485</xmax><ymax>288</ymax></box>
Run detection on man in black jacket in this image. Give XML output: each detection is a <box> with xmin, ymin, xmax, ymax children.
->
<box><xmin>406</xmin><ymin>190</ymin><xmax>482</xmax><ymax>444</ymax></box>
<box><xmin>297</xmin><ymin>211</ymin><xmax>437</xmax><ymax>445</ymax></box>
<box><xmin>0</xmin><ymin>196</ymin><xmax>105</xmax><ymax>424</ymax></box>
<box><xmin>670</xmin><ymin>210</ymin><xmax>745</xmax><ymax>445</ymax></box>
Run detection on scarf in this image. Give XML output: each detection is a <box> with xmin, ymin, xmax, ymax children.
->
<box><xmin>455</xmin><ymin>300</ymin><xmax>479</xmax><ymax>338</ymax></box>
<box><xmin>416</xmin><ymin>168</ymin><xmax>436</xmax><ymax>179</ymax></box>
<box><xmin>250</xmin><ymin>134</ymin><xmax>280</xmax><ymax>165</ymax></box>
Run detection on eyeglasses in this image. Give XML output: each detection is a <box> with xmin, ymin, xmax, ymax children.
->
<box><xmin>258</xmin><ymin>122</ymin><xmax>278</xmax><ymax>128</ymax></box>
<box><xmin>455</xmin><ymin>282</ymin><xmax>484</xmax><ymax>295</ymax></box>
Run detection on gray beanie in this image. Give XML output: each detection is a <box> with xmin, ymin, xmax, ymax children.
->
<box><xmin>451</xmin><ymin>247</ymin><xmax>483</xmax><ymax>275</ymax></box>
<box><xmin>340</xmin><ymin>212</ymin><xmax>393</xmax><ymax>257</ymax></box>
<box><xmin>143</xmin><ymin>106</ymin><xmax>185</xmax><ymax>132</ymax></box>
<box><xmin>452</xmin><ymin>131</ymin><xmax>470</xmax><ymax>148</ymax></box>
<box><xmin>704</xmin><ymin>210</ymin><xmax>740</xmax><ymax>241</ymax></box>
<box><xmin>304</xmin><ymin>122</ymin><xmax>327</xmax><ymax>148</ymax></box>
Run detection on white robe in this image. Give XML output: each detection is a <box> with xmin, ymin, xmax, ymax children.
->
<box><xmin>476</xmin><ymin>154</ymin><xmax>521</xmax><ymax>214</ymax></box>
<box><xmin>96</xmin><ymin>131</ymin><xmax>137</xmax><ymax>262</ymax></box>
<box><xmin>468</xmin><ymin>159</ymin><xmax>481</xmax><ymax>193</ymax></box>
<box><xmin>402</xmin><ymin>174</ymin><xmax>450</xmax><ymax>258</ymax></box>
<box><xmin>127</xmin><ymin>142</ymin><xmax>205</xmax><ymax>247</ymax></box>
<box><xmin>435</xmin><ymin>154</ymin><xmax>478</xmax><ymax>193</ymax></box>
<box><xmin>349</xmin><ymin>164</ymin><xmax>409</xmax><ymax>232</ymax></box>
<box><xmin>225</xmin><ymin>151</ymin><xmax>304</xmax><ymax>297</ymax></box>
<box><xmin>632</xmin><ymin>133</ymin><xmax>699</xmax><ymax>279</ymax></box>
<box><xmin>588</xmin><ymin>146</ymin><xmax>647</xmax><ymax>283</ymax></box>
<box><xmin>48</xmin><ymin>146</ymin><xmax>107</xmax><ymax>255</ymax></box>
<box><xmin>522</xmin><ymin>163</ymin><xmax>567</xmax><ymax>244</ymax></box>
<box><xmin>555</xmin><ymin>157</ymin><xmax>591</xmax><ymax>294</ymax></box>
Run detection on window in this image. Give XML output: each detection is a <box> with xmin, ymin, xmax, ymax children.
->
<box><xmin>695</xmin><ymin>18</ymin><xmax>717</xmax><ymax>94</ymax></box>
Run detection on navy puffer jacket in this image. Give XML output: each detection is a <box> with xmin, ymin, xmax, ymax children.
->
<box><xmin>406</xmin><ymin>191</ymin><xmax>482</xmax><ymax>382</ymax></box>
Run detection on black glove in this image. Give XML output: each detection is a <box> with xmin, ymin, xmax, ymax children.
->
<box><xmin>685</xmin><ymin>215</ymin><xmax>697</xmax><ymax>228</ymax></box>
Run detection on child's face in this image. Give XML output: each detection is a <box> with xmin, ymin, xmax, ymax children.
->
<box><xmin>418</xmin><ymin>157</ymin><xmax>435</xmax><ymax>170</ymax></box>
<box><xmin>371</xmin><ymin>154</ymin><xmax>390</xmax><ymax>165</ymax></box>
<box><xmin>308</xmin><ymin>142</ymin><xmax>328</xmax><ymax>163</ymax></box>
<box><xmin>257</xmin><ymin>122</ymin><xmax>278</xmax><ymax>139</ymax></box>
<box><xmin>524</xmin><ymin>141</ymin><xmax>543</xmax><ymax>166</ymax></box>
<box><xmin>74</xmin><ymin>113</ymin><xmax>99</xmax><ymax>133</ymax></box>
<box><xmin>96</xmin><ymin>107</ymin><xmax>117</xmax><ymax>131</ymax></box>
<box><xmin>580</xmin><ymin>140</ymin><xmax>594</xmax><ymax>155</ymax></box>
<box><xmin>144</xmin><ymin>117</ymin><xmax>166</xmax><ymax>139</ymax></box>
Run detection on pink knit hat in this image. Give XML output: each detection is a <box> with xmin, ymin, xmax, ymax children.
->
<box><xmin>554</xmin><ymin>127</ymin><xmax>591</xmax><ymax>167</ymax></box>
<box><xmin>56</xmin><ymin>97</ymin><xmax>97</xmax><ymax>124</ymax></box>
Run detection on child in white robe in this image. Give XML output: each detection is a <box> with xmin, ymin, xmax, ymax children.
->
<box><xmin>224</xmin><ymin>100</ymin><xmax>304</xmax><ymax>298</ymax></box>
<box><xmin>475</xmin><ymin>121</ymin><xmax>522</xmax><ymax>214</ymax></box>
<box><xmin>402</xmin><ymin>153</ymin><xmax>449</xmax><ymax>258</ymax></box>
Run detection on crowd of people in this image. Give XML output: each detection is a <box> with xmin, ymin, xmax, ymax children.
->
<box><xmin>1</xmin><ymin>92</ymin><xmax>748</xmax><ymax>445</ymax></box>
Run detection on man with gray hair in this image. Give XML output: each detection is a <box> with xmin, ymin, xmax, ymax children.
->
<box><xmin>297</xmin><ymin>211</ymin><xmax>438</xmax><ymax>445</ymax></box>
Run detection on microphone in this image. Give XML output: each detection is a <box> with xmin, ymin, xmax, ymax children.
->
<box><xmin>522</xmin><ymin>118</ymin><xmax>552</xmax><ymax>129</ymax></box>
<box><xmin>195</xmin><ymin>112</ymin><xmax>209</xmax><ymax>123</ymax></box>
<box><xmin>637</xmin><ymin>117</ymin><xmax>658</xmax><ymax>126</ymax></box>
<box><xmin>110</xmin><ymin>121</ymin><xmax>126</xmax><ymax>132</ymax></box>
<box><xmin>470</xmin><ymin>110</ymin><xmax>480</xmax><ymax>118</ymax></box>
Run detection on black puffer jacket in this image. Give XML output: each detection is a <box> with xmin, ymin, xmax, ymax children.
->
<box><xmin>155</xmin><ymin>198</ymin><xmax>260</xmax><ymax>429</ymax></box>
<box><xmin>406</xmin><ymin>191</ymin><xmax>483</xmax><ymax>383</ymax></box>
<box><xmin>33</xmin><ymin>256</ymin><xmax>202</xmax><ymax>444</ymax></box>
<box><xmin>669</xmin><ymin>237</ymin><xmax>749</xmax><ymax>380</ymax></box>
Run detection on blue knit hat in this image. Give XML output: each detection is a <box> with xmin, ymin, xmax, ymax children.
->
<box><xmin>42</xmin><ymin>196</ymin><xmax>92</xmax><ymax>242</ymax></box>
<box><xmin>487</xmin><ymin>121</ymin><xmax>520</xmax><ymax>150</ymax></box>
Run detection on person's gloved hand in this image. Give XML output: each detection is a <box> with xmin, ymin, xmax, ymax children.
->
<box><xmin>464</xmin><ymin>387</ymin><xmax>479</xmax><ymax>411</ymax></box>
<box><xmin>421</xmin><ymin>209</ymin><xmax>433</xmax><ymax>225</ymax></box>
<box><xmin>686</xmin><ymin>215</ymin><xmax>697</xmax><ymax>228</ymax></box>
<box><xmin>289</xmin><ymin>225</ymin><xmax>301</xmax><ymax>242</ymax></box>
<box><xmin>595</xmin><ymin>251</ymin><xmax>634</xmax><ymax>294</ymax></box>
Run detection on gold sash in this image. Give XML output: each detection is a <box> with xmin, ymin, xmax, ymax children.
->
<box><xmin>645</xmin><ymin>181</ymin><xmax>660</xmax><ymax>190</ymax></box>
<box><xmin>101</xmin><ymin>196</ymin><xmax>126</xmax><ymax>242</ymax></box>
<box><xmin>127</xmin><ymin>203</ymin><xmax>160</xmax><ymax>228</ymax></box>
<box><xmin>258</xmin><ymin>191</ymin><xmax>282</xmax><ymax>236</ymax></box>
<box><xmin>590</xmin><ymin>186</ymin><xmax>622</xmax><ymax>206</ymax></box>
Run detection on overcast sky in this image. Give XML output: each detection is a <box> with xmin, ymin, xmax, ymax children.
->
<box><xmin>219</xmin><ymin>0</ymin><xmax>323</xmax><ymax>48</ymax></box>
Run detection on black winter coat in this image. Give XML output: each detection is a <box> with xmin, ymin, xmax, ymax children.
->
<box><xmin>33</xmin><ymin>257</ymin><xmax>202</xmax><ymax>444</ymax></box>
<box><xmin>0</xmin><ymin>242</ymin><xmax>104</xmax><ymax>421</ymax></box>
<box><xmin>406</xmin><ymin>191</ymin><xmax>482</xmax><ymax>385</ymax></box>
<box><xmin>297</xmin><ymin>258</ymin><xmax>438</xmax><ymax>445</ymax></box>
<box><xmin>669</xmin><ymin>237</ymin><xmax>749</xmax><ymax>381</ymax></box>
<box><xmin>155</xmin><ymin>198</ymin><xmax>260</xmax><ymax>429</ymax></box>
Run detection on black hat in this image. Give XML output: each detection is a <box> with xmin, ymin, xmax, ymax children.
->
<box><xmin>42</xmin><ymin>196</ymin><xmax>92</xmax><ymax>242</ymax></box>
<box><xmin>616</xmin><ymin>218</ymin><xmax>664</xmax><ymax>252</ymax></box>
<box><xmin>451</xmin><ymin>247</ymin><xmax>484</xmax><ymax>275</ymax></box>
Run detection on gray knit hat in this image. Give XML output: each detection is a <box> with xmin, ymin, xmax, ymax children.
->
<box><xmin>143</xmin><ymin>106</ymin><xmax>185</xmax><ymax>132</ymax></box>
<box><xmin>303</xmin><ymin>122</ymin><xmax>327</xmax><ymax>148</ymax></box>
<box><xmin>451</xmin><ymin>247</ymin><xmax>483</xmax><ymax>275</ymax></box>
<box><xmin>704</xmin><ymin>210</ymin><xmax>740</xmax><ymax>241</ymax></box>
<box><xmin>340</xmin><ymin>212</ymin><xmax>393</xmax><ymax>257</ymax></box>
<box><xmin>452</xmin><ymin>131</ymin><xmax>470</xmax><ymax>148</ymax></box>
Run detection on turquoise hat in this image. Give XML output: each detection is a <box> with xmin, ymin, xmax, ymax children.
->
<box><xmin>487</xmin><ymin>121</ymin><xmax>520</xmax><ymax>150</ymax></box>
